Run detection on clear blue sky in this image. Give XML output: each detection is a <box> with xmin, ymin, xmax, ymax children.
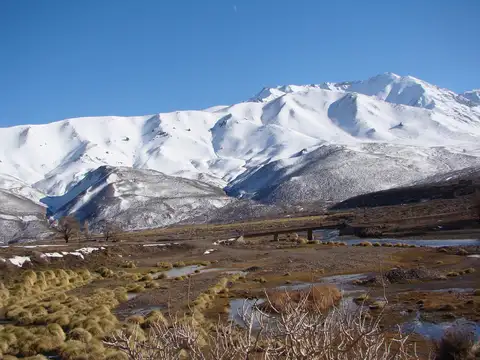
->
<box><xmin>1</xmin><ymin>0</ymin><xmax>479</xmax><ymax>126</ymax></box>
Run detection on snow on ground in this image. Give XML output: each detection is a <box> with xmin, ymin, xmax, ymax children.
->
<box><xmin>8</xmin><ymin>256</ymin><xmax>31</xmax><ymax>267</ymax></box>
<box><xmin>142</xmin><ymin>243</ymin><xmax>179</xmax><ymax>247</ymax></box>
<box><xmin>3</xmin><ymin>246</ymin><xmax>106</xmax><ymax>266</ymax></box>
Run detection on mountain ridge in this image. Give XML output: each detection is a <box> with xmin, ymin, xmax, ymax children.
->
<box><xmin>1</xmin><ymin>72</ymin><xmax>479</xmax><ymax>242</ymax></box>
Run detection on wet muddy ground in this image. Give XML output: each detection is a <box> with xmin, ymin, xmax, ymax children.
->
<box><xmin>1</xmin><ymin>232</ymin><xmax>479</xmax><ymax>356</ymax></box>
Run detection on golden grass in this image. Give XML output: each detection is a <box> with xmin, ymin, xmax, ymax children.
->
<box><xmin>143</xmin><ymin>310</ymin><xmax>167</xmax><ymax>328</ymax></box>
<box><xmin>122</xmin><ymin>261</ymin><xmax>136</xmax><ymax>269</ymax></box>
<box><xmin>126</xmin><ymin>315</ymin><xmax>145</xmax><ymax>325</ymax></box>
<box><xmin>105</xmin><ymin>351</ymin><xmax>129</xmax><ymax>360</ymax></box>
<box><xmin>156</xmin><ymin>261</ymin><xmax>173</xmax><ymax>269</ymax></box>
<box><xmin>126</xmin><ymin>284</ymin><xmax>145</xmax><ymax>293</ymax></box>
<box><xmin>262</xmin><ymin>284</ymin><xmax>342</xmax><ymax>313</ymax></box>
<box><xmin>68</xmin><ymin>328</ymin><xmax>93</xmax><ymax>343</ymax></box>
<box><xmin>96</xmin><ymin>266</ymin><xmax>115</xmax><ymax>278</ymax></box>
<box><xmin>141</xmin><ymin>274</ymin><xmax>153</xmax><ymax>281</ymax></box>
<box><xmin>447</xmin><ymin>271</ymin><xmax>460</xmax><ymax>277</ymax></box>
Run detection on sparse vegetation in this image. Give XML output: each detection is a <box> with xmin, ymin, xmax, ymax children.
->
<box><xmin>105</xmin><ymin>292</ymin><xmax>420</xmax><ymax>360</ymax></box>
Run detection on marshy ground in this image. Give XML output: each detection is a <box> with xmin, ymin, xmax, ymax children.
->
<box><xmin>0</xmin><ymin>227</ymin><xmax>479</xmax><ymax>359</ymax></box>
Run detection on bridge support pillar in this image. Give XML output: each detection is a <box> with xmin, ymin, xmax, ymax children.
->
<box><xmin>307</xmin><ymin>229</ymin><xmax>314</xmax><ymax>241</ymax></box>
<box><xmin>274</xmin><ymin>233</ymin><xmax>279</xmax><ymax>241</ymax></box>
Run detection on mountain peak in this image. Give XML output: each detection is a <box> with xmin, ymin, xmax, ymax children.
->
<box><xmin>249</xmin><ymin>72</ymin><xmax>476</xmax><ymax>112</ymax></box>
<box><xmin>461</xmin><ymin>89</ymin><xmax>480</xmax><ymax>105</ymax></box>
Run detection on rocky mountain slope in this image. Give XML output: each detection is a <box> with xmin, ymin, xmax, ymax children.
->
<box><xmin>1</xmin><ymin>72</ymin><xmax>479</xmax><ymax>241</ymax></box>
<box><xmin>42</xmin><ymin>166</ymin><xmax>233</xmax><ymax>231</ymax></box>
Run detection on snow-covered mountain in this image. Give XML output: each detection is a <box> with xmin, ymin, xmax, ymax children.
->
<box><xmin>461</xmin><ymin>90</ymin><xmax>480</xmax><ymax>105</ymax></box>
<box><xmin>0</xmin><ymin>72</ymin><xmax>479</xmax><ymax>241</ymax></box>
<box><xmin>42</xmin><ymin>166</ymin><xmax>233</xmax><ymax>230</ymax></box>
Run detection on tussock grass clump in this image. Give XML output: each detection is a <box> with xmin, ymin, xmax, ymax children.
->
<box><xmin>23</xmin><ymin>355</ymin><xmax>49</xmax><ymax>360</ymax></box>
<box><xmin>32</xmin><ymin>335</ymin><xmax>60</xmax><ymax>354</ymax></box>
<box><xmin>117</xmin><ymin>271</ymin><xmax>141</xmax><ymax>281</ymax></box>
<box><xmin>22</xmin><ymin>270</ymin><xmax>38</xmax><ymax>287</ymax></box>
<box><xmin>144</xmin><ymin>281</ymin><xmax>160</xmax><ymax>289</ymax></box>
<box><xmin>68</xmin><ymin>328</ymin><xmax>93</xmax><ymax>343</ymax></box>
<box><xmin>262</xmin><ymin>284</ymin><xmax>342</xmax><ymax>313</ymax></box>
<box><xmin>373</xmin><ymin>242</ymin><xmax>381</xmax><ymax>247</ymax></box>
<box><xmin>156</xmin><ymin>262</ymin><xmax>173</xmax><ymax>269</ymax></box>
<box><xmin>76</xmin><ymin>269</ymin><xmax>92</xmax><ymax>281</ymax></box>
<box><xmin>297</xmin><ymin>238</ymin><xmax>308</xmax><ymax>245</ymax></box>
<box><xmin>447</xmin><ymin>271</ymin><xmax>460</xmax><ymax>277</ymax></box>
<box><xmin>173</xmin><ymin>261</ymin><xmax>186</xmax><ymax>268</ymax></box>
<box><xmin>143</xmin><ymin>310</ymin><xmax>167</xmax><ymax>328</ymax></box>
<box><xmin>113</xmin><ymin>287</ymin><xmax>129</xmax><ymax>302</ymax></box>
<box><xmin>46</xmin><ymin>312</ymin><xmax>71</xmax><ymax>327</ymax></box>
<box><xmin>126</xmin><ymin>284</ymin><xmax>145</xmax><ymax>293</ymax></box>
<box><xmin>126</xmin><ymin>315</ymin><xmax>145</xmax><ymax>325</ymax></box>
<box><xmin>59</xmin><ymin>339</ymin><xmax>106</xmax><ymax>360</ymax></box>
<box><xmin>358</xmin><ymin>241</ymin><xmax>373</xmax><ymax>247</ymax></box>
<box><xmin>354</xmin><ymin>293</ymin><xmax>369</xmax><ymax>303</ymax></box>
<box><xmin>28</xmin><ymin>305</ymin><xmax>48</xmax><ymax>318</ymax></box>
<box><xmin>473</xmin><ymin>289</ymin><xmax>480</xmax><ymax>296</ymax></box>
<box><xmin>96</xmin><ymin>266</ymin><xmax>115</xmax><ymax>278</ymax></box>
<box><xmin>253</xmin><ymin>277</ymin><xmax>267</xmax><ymax>284</ymax></box>
<box><xmin>193</xmin><ymin>260</ymin><xmax>210</xmax><ymax>266</ymax></box>
<box><xmin>105</xmin><ymin>351</ymin><xmax>129</xmax><ymax>360</ymax></box>
<box><xmin>0</xmin><ymin>282</ymin><xmax>9</xmax><ymax>306</ymax></box>
<box><xmin>464</xmin><ymin>268</ymin><xmax>475</xmax><ymax>274</ymax></box>
<box><xmin>141</xmin><ymin>274</ymin><xmax>153</xmax><ymax>281</ymax></box>
<box><xmin>122</xmin><ymin>261</ymin><xmax>136</xmax><ymax>269</ymax></box>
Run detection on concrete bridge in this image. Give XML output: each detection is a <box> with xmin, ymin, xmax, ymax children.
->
<box><xmin>242</xmin><ymin>222</ymin><xmax>348</xmax><ymax>241</ymax></box>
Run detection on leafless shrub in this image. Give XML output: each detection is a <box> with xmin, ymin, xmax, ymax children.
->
<box><xmin>105</xmin><ymin>289</ymin><xmax>420</xmax><ymax>360</ymax></box>
<box><xmin>56</xmin><ymin>216</ymin><xmax>80</xmax><ymax>243</ymax></box>
<box><xmin>99</xmin><ymin>220</ymin><xmax>121</xmax><ymax>242</ymax></box>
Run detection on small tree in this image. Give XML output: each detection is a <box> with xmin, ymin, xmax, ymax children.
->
<box><xmin>57</xmin><ymin>216</ymin><xmax>80</xmax><ymax>243</ymax></box>
<box><xmin>99</xmin><ymin>220</ymin><xmax>121</xmax><ymax>242</ymax></box>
